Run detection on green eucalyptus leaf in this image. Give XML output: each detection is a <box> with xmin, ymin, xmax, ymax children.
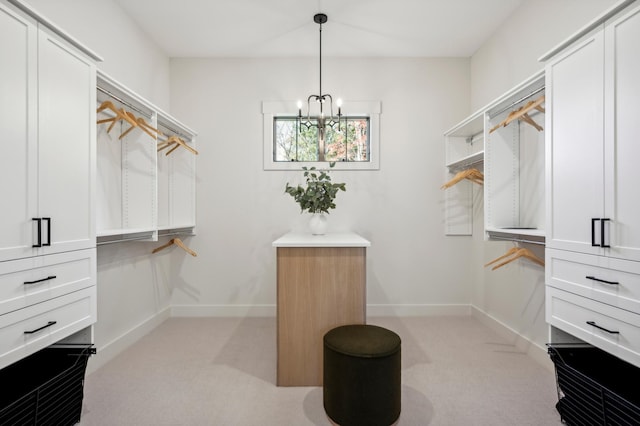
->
<box><xmin>283</xmin><ymin>163</ymin><xmax>347</xmax><ymax>214</ymax></box>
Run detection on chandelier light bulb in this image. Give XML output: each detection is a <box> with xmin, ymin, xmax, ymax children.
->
<box><xmin>296</xmin><ymin>100</ymin><xmax>303</xmax><ymax>118</ymax></box>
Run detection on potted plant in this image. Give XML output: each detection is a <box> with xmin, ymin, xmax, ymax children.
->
<box><xmin>285</xmin><ymin>162</ymin><xmax>346</xmax><ymax>235</ymax></box>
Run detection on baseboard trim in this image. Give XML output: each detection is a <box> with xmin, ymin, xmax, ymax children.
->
<box><xmin>170</xmin><ymin>303</ymin><xmax>473</xmax><ymax>318</ymax></box>
<box><xmin>171</xmin><ymin>304</ymin><xmax>277</xmax><ymax>317</ymax></box>
<box><xmin>367</xmin><ymin>304</ymin><xmax>472</xmax><ymax>317</ymax></box>
<box><xmin>471</xmin><ymin>306</ymin><xmax>553</xmax><ymax>372</ymax></box>
<box><xmin>86</xmin><ymin>307</ymin><xmax>171</xmax><ymax>375</ymax></box>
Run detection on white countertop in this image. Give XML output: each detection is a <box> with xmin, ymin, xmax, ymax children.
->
<box><xmin>272</xmin><ymin>232</ymin><xmax>371</xmax><ymax>248</ymax></box>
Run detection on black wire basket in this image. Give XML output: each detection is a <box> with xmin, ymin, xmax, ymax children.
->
<box><xmin>548</xmin><ymin>344</ymin><xmax>640</xmax><ymax>425</ymax></box>
<box><xmin>0</xmin><ymin>344</ymin><xmax>94</xmax><ymax>426</ymax></box>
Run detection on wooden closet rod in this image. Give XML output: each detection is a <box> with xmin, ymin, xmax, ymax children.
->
<box><xmin>97</xmin><ymin>86</ymin><xmax>152</xmax><ymax>119</ymax></box>
<box><xmin>489</xmin><ymin>86</ymin><xmax>545</xmax><ymax>119</ymax></box>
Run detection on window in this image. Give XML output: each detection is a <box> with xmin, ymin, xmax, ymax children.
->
<box><xmin>263</xmin><ymin>101</ymin><xmax>380</xmax><ymax>170</ymax></box>
<box><xmin>273</xmin><ymin>117</ymin><xmax>370</xmax><ymax>163</ymax></box>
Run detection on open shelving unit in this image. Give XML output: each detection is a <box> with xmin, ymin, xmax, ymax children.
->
<box><xmin>442</xmin><ymin>70</ymin><xmax>545</xmax><ymax>243</ymax></box>
<box><xmin>96</xmin><ymin>71</ymin><xmax>197</xmax><ymax>245</ymax></box>
<box><xmin>443</xmin><ymin>111</ymin><xmax>484</xmax><ymax>236</ymax></box>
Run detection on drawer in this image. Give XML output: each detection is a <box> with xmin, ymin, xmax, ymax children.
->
<box><xmin>0</xmin><ymin>286</ymin><xmax>96</xmax><ymax>370</ymax></box>
<box><xmin>0</xmin><ymin>249</ymin><xmax>96</xmax><ymax>315</ymax></box>
<box><xmin>546</xmin><ymin>286</ymin><xmax>640</xmax><ymax>368</ymax></box>
<box><xmin>546</xmin><ymin>248</ymin><xmax>640</xmax><ymax>314</ymax></box>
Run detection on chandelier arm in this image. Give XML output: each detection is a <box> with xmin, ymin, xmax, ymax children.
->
<box><xmin>324</xmin><ymin>94</ymin><xmax>334</xmax><ymax>120</ymax></box>
<box><xmin>306</xmin><ymin>95</ymin><xmax>316</xmax><ymax>122</ymax></box>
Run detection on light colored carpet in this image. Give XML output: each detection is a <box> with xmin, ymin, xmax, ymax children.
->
<box><xmin>79</xmin><ymin>316</ymin><xmax>563</xmax><ymax>425</ymax></box>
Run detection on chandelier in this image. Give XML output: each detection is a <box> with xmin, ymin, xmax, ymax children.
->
<box><xmin>297</xmin><ymin>13</ymin><xmax>344</xmax><ymax>147</ymax></box>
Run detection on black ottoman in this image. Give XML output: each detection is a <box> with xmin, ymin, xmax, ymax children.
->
<box><xmin>323</xmin><ymin>324</ymin><xmax>401</xmax><ymax>426</ymax></box>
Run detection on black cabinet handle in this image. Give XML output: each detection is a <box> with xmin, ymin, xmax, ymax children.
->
<box><xmin>601</xmin><ymin>218</ymin><xmax>610</xmax><ymax>248</ymax></box>
<box><xmin>23</xmin><ymin>275</ymin><xmax>57</xmax><ymax>285</ymax></box>
<box><xmin>586</xmin><ymin>321</ymin><xmax>619</xmax><ymax>334</ymax></box>
<box><xmin>42</xmin><ymin>217</ymin><xmax>51</xmax><ymax>246</ymax></box>
<box><xmin>591</xmin><ymin>218</ymin><xmax>599</xmax><ymax>247</ymax></box>
<box><xmin>32</xmin><ymin>218</ymin><xmax>42</xmax><ymax>247</ymax></box>
<box><xmin>586</xmin><ymin>276</ymin><xmax>619</xmax><ymax>285</ymax></box>
<box><xmin>24</xmin><ymin>321</ymin><xmax>57</xmax><ymax>335</ymax></box>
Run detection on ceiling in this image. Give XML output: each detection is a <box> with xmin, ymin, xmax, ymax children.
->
<box><xmin>113</xmin><ymin>0</ymin><xmax>525</xmax><ymax>58</ymax></box>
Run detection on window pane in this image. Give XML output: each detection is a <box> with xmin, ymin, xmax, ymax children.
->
<box><xmin>346</xmin><ymin>118</ymin><xmax>369</xmax><ymax>162</ymax></box>
<box><xmin>274</xmin><ymin>119</ymin><xmax>297</xmax><ymax>161</ymax></box>
<box><xmin>274</xmin><ymin>116</ymin><xmax>369</xmax><ymax>162</ymax></box>
<box><xmin>297</xmin><ymin>123</ymin><xmax>319</xmax><ymax>162</ymax></box>
<box><xmin>325</xmin><ymin>125</ymin><xmax>346</xmax><ymax>162</ymax></box>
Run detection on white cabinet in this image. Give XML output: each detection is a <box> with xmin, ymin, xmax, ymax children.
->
<box><xmin>0</xmin><ymin>4</ymin><xmax>38</xmax><ymax>262</ymax></box>
<box><xmin>0</xmin><ymin>1</ymin><xmax>96</xmax><ymax>263</ymax></box>
<box><xmin>0</xmin><ymin>0</ymin><xmax>99</xmax><ymax>369</ymax></box>
<box><xmin>547</xmin><ymin>286</ymin><xmax>640</xmax><ymax>368</ymax></box>
<box><xmin>604</xmin><ymin>5</ymin><xmax>640</xmax><ymax>262</ymax></box>
<box><xmin>37</xmin><ymin>27</ymin><xmax>96</xmax><ymax>255</ymax></box>
<box><xmin>545</xmin><ymin>30</ymin><xmax>605</xmax><ymax>256</ymax></box>
<box><xmin>546</xmin><ymin>4</ymin><xmax>640</xmax><ymax>262</ymax></box>
<box><xmin>0</xmin><ymin>250</ymin><xmax>96</xmax><ymax>369</ymax></box>
<box><xmin>543</xmin><ymin>2</ymin><xmax>640</xmax><ymax>367</ymax></box>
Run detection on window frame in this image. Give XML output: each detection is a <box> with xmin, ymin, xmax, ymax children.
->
<box><xmin>263</xmin><ymin>100</ymin><xmax>381</xmax><ymax>170</ymax></box>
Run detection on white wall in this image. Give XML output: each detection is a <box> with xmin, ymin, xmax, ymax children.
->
<box><xmin>471</xmin><ymin>0</ymin><xmax>617</xmax><ymax>110</ymax></box>
<box><xmin>24</xmin><ymin>0</ymin><xmax>174</xmax><ymax>371</ymax></box>
<box><xmin>25</xmin><ymin>0</ymin><xmax>171</xmax><ymax>109</ymax></box>
<box><xmin>169</xmin><ymin>57</ymin><xmax>474</xmax><ymax>316</ymax></box>
<box><xmin>468</xmin><ymin>0</ymin><xmax>618</xmax><ymax>362</ymax></box>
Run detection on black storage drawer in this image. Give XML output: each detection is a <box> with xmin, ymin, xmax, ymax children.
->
<box><xmin>0</xmin><ymin>344</ymin><xmax>93</xmax><ymax>426</ymax></box>
<box><xmin>548</xmin><ymin>345</ymin><xmax>640</xmax><ymax>425</ymax></box>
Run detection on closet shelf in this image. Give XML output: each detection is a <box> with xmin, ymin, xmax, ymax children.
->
<box><xmin>97</xmin><ymin>229</ymin><xmax>156</xmax><ymax>246</ymax></box>
<box><xmin>157</xmin><ymin>226</ymin><xmax>196</xmax><ymax>236</ymax></box>
<box><xmin>97</xmin><ymin>227</ymin><xmax>156</xmax><ymax>237</ymax></box>
<box><xmin>486</xmin><ymin>228</ymin><xmax>546</xmax><ymax>245</ymax></box>
<box><xmin>446</xmin><ymin>151</ymin><xmax>484</xmax><ymax>171</ymax></box>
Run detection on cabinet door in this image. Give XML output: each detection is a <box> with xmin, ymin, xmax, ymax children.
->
<box><xmin>605</xmin><ymin>5</ymin><xmax>640</xmax><ymax>262</ymax></box>
<box><xmin>37</xmin><ymin>27</ymin><xmax>96</xmax><ymax>254</ymax></box>
<box><xmin>0</xmin><ymin>4</ymin><xmax>38</xmax><ymax>262</ymax></box>
<box><xmin>546</xmin><ymin>29</ymin><xmax>605</xmax><ymax>254</ymax></box>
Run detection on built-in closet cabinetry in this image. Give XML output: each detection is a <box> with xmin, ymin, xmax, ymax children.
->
<box><xmin>542</xmin><ymin>1</ymin><xmax>640</xmax><ymax>368</ymax></box>
<box><xmin>443</xmin><ymin>113</ymin><xmax>483</xmax><ymax>235</ymax></box>
<box><xmin>443</xmin><ymin>72</ymin><xmax>546</xmax><ymax>243</ymax></box>
<box><xmin>484</xmin><ymin>74</ymin><xmax>545</xmax><ymax>241</ymax></box>
<box><xmin>156</xmin><ymin>114</ymin><xmax>197</xmax><ymax>233</ymax></box>
<box><xmin>0</xmin><ymin>0</ymin><xmax>100</xmax><ymax>370</ymax></box>
<box><xmin>97</xmin><ymin>74</ymin><xmax>157</xmax><ymax>240</ymax></box>
<box><xmin>96</xmin><ymin>72</ymin><xmax>197</xmax><ymax>244</ymax></box>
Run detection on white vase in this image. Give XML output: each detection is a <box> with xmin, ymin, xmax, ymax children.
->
<box><xmin>309</xmin><ymin>213</ymin><xmax>328</xmax><ymax>235</ymax></box>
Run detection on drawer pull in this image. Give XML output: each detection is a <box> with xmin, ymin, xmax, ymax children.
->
<box><xmin>586</xmin><ymin>321</ymin><xmax>619</xmax><ymax>334</ymax></box>
<box><xmin>585</xmin><ymin>276</ymin><xmax>619</xmax><ymax>285</ymax></box>
<box><xmin>24</xmin><ymin>321</ymin><xmax>57</xmax><ymax>335</ymax></box>
<box><xmin>23</xmin><ymin>275</ymin><xmax>57</xmax><ymax>285</ymax></box>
